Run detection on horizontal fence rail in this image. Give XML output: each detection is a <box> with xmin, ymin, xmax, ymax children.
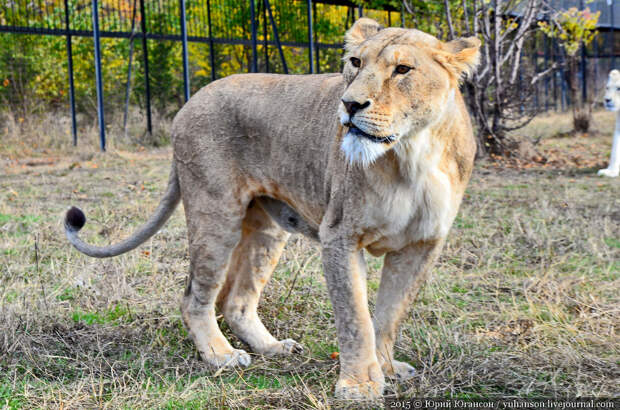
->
<box><xmin>0</xmin><ymin>0</ymin><xmax>390</xmax><ymax>48</ymax></box>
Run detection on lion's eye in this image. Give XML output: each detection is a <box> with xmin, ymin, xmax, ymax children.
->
<box><xmin>350</xmin><ymin>57</ymin><xmax>361</xmax><ymax>68</ymax></box>
<box><xmin>395</xmin><ymin>65</ymin><xmax>412</xmax><ymax>75</ymax></box>
<box><xmin>617</xmin><ymin>87</ymin><xmax>620</xmax><ymax>91</ymax></box>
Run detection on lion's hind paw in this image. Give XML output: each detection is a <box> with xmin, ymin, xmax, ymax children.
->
<box><xmin>382</xmin><ymin>359</ymin><xmax>416</xmax><ymax>381</ymax></box>
<box><xmin>262</xmin><ymin>338</ymin><xmax>305</xmax><ymax>356</ymax></box>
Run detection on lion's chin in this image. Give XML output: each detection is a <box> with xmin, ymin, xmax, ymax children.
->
<box><xmin>341</xmin><ymin>130</ymin><xmax>391</xmax><ymax>167</ymax></box>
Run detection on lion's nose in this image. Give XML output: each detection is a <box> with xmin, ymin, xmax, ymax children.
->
<box><xmin>342</xmin><ymin>99</ymin><xmax>370</xmax><ymax>116</ymax></box>
<box><xmin>605</xmin><ymin>98</ymin><xmax>612</xmax><ymax>104</ymax></box>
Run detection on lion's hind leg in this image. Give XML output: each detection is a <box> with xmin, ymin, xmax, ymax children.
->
<box><xmin>180</xmin><ymin>189</ymin><xmax>251</xmax><ymax>369</ymax></box>
<box><xmin>219</xmin><ymin>201</ymin><xmax>304</xmax><ymax>356</ymax></box>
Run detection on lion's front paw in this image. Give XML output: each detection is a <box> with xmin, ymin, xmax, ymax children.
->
<box><xmin>335</xmin><ymin>363</ymin><xmax>385</xmax><ymax>400</ymax></box>
<box><xmin>263</xmin><ymin>338</ymin><xmax>305</xmax><ymax>356</ymax></box>
<box><xmin>598</xmin><ymin>168</ymin><xmax>619</xmax><ymax>177</ymax></box>
<box><xmin>382</xmin><ymin>359</ymin><xmax>416</xmax><ymax>381</ymax></box>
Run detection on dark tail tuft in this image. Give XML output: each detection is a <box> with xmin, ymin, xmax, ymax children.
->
<box><xmin>65</xmin><ymin>206</ymin><xmax>86</xmax><ymax>231</ymax></box>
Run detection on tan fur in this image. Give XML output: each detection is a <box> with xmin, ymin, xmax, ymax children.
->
<box><xmin>80</xmin><ymin>18</ymin><xmax>479</xmax><ymax>400</ymax></box>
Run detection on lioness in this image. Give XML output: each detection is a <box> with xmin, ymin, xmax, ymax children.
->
<box><xmin>65</xmin><ymin>18</ymin><xmax>480</xmax><ymax>400</ymax></box>
<box><xmin>599</xmin><ymin>69</ymin><xmax>620</xmax><ymax>177</ymax></box>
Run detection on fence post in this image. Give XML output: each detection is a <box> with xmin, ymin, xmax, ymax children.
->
<box><xmin>207</xmin><ymin>0</ymin><xmax>216</xmax><ymax>81</ymax></box>
<box><xmin>358</xmin><ymin>5</ymin><xmax>363</xmax><ymax>18</ymax></box>
<box><xmin>307</xmin><ymin>0</ymin><xmax>314</xmax><ymax>74</ymax></box>
<box><xmin>263</xmin><ymin>0</ymin><xmax>269</xmax><ymax>72</ymax></box>
<box><xmin>264</xmin><ymin>0</ymin><xmax>288</xmax><ymax>74</ymax></box>
<box><xmin>580</xmin><ymin>0</ymin><xmax>587</xmax><ymax>102</ymax></box>
<box><xmin>611</xmin><ymin>1</ymin><xmax>615</xmax><ymax>69</ymax></box>
<box><xmin>123</xmin><ymin>0</ymin><xmax>139</xmax><ymax>140</ymax></box>
<box><xmin>179</xmin><ymin>0</ymin><xmax>190</xmax><ymax>101</ymax></box>
<box><xmin>63</xmin><ymin>0</ymin><xmax>77</xmax><ymax>146</ymax></box>
<box><xmin>91</xmin><ymin>0</ymin><xmax>105</xmax><ymax>151</ymax></box>
<box><xmin>139</xmin><ymin>0</ymin><xmax>152</xmax><ymax>135</ymax></box>
<box><xmin>314</xmin><ymin>1</ymin><xmax>319</xmax><ymax>73</ymax></box>
<box><xmin>250</xmin><ymin>0</ymin><xmax>258</xmax><ymax>72</ymax></box>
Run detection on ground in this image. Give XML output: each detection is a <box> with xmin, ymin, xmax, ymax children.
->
<box><xmin>0</xmin><ymin>111</ymin><xmax>618</xmax><ymax>409</ymax></box>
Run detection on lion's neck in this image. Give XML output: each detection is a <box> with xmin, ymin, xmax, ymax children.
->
<box><xmin>392</xmin><ymin>128</ymin><xmax>443</xmax><ymax>182</ymax></box>
<box><xmin>392</xmin><ymin>101</ymin><xmax>456</xmax><ymax>183</ymax></box>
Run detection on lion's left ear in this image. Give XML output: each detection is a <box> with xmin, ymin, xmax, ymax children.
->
<box><xmin>434</xmin><ymin>36</ymin><xmax>481</xmax><ymax>80</ymax></box>
<box><xmin>344</xmin><ymin>18</ymin><xmax>384</xmax><ymax>52</ymax></box>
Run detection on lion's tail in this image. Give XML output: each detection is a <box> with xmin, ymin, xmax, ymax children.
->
<box><xmin>64</xmin><ymin>163</ymin><xmax>181</xmax><ymax>258</ymax></box>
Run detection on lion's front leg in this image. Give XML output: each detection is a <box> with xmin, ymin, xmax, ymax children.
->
<box><xmin>374</xmin><ymin>240</ymin><xmax>444</xmax><ymax>381</ymax></box>
<box><xmin>321</xmin><ymin>244</ymin><xmax>384</xmax><ymax>400</ymax></box>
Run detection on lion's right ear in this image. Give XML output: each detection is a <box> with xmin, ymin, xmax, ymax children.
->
<box><xmin>610</xmin><ymin>69</ymin><xmax>620</xmax><ymax>80</ymax></box>
<box><xmin>344</xmin><ymin>18</ymin><xmax>383</xmax><ymax>51</ymax></box>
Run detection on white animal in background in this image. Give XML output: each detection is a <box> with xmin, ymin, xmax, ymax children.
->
<box><xmin>599</xmin><ymin>69</ymin><xmax>620</xmax><ymax>177</ymax></box>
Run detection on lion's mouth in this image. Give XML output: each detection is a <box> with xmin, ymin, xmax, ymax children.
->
<box><xmin>346</xmin><ymin>124</ymin><xmax>395</xmax><ymax>144</ymax></box>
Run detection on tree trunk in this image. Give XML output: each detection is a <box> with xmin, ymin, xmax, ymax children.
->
<box><xmin>569</xmin><ymin>55</ymin><xmax>591</xmax><ymax>133</ymax></box>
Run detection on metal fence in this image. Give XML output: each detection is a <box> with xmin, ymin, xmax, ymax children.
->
<box><xmin>0</xmin><ymin>0</ymin><xmax>404</xmax><ymax>150</ymax></box>
<box><xmin>1</xmin><ymin>0</ymin><xmax>620</xmax><ymax>150</ymax></box>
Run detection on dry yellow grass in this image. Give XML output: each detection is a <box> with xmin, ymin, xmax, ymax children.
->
<box><xmin>0</xmin><ymin>111</ymin><xmax>618</xmax><ymax>408</ymax></box>
<box><xmin>516</xmin><ymin>109</ymin><xmax>617</xmax><ymax>141</ymax></box>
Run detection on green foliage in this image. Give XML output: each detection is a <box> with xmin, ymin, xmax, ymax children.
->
<box><xmin>538</xmin><ymin>7</ymin><xmax>600</xmax><ymax>57</ymax></box>
<box><xmin>0</xmin><ymin>0</ymin><xmax>402</xmax><ymax>116</ymax></box>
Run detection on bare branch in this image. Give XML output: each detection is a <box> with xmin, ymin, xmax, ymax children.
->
<box><xmin>530</xmin><ymin>63</ymin><xmax>558</xmax><ymax>85</ymax></box>
<box><xmin>402</xmin><ymin>0</ymin><xmax>415</xmax><ymax>15</ymax></box>
<box><xmin>444</xmin><ymin>0</ymin><xmax>456</xmax><ymax>40</ymax></box>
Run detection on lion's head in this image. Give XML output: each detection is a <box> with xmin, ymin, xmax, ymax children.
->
<box><xmin>338</xmin><ymin>18</ymin><xmax>480</xmax><ymax>166</ymax></box>
<box><xmin>604</xmin><ymin>69</ymin><xmax>620</xmax><ymax>112</ymax></box>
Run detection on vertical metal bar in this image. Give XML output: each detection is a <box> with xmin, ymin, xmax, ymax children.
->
<box><xmin>91</xmin><ymin>0</ymin><xmax>106</xmax><ymax>151</ymax></box>
<box><xmin>313</xmin><ymin>1</ymin><xmax>319</xmax><ymax>73</ymax></box>
<box><xmin>139</xmin><ymin>0</ymin><xmax>152</xmax><ymax>134</ymax></box>
<box><xmin>581</xmin><ymin>45</ymin><xmax>587</xmax><ymax>102</ymax></box>
<box><xmin>558</xmin><ymin>43</ymin><xmax>567</xmax><ymax>111</ymax></box>
<box><xmin>388</xmin><ymin>10</ymin><xmax>391</xmax><ymax>27</ymax></box>
<box><xmin>179</xmin><ymin>0</ymin><xmax>190</xmax><ymax>101</ymax></box>
<box><xmin>611</xmin><ymin>1</ymin><xmax>615</xmax><ymax>69</ymax></box>
<box><xmin>64</xmin><ymin>0</ymin><xmax>77</xmax><ymax>146</ymax></box>
<box><xmin>263</xmin><ymin>0</ymin><xmax>269</xmax><ymax>72</ymax></box>
<box><xmin>265</xmin><ymin>0</ymin><xmax>288</xmax><ymax>74</ymax></box>
<box><xmin>401</xmin><ymin>1</ymin><xmax>405</xmax><ymax>27</ymax></box>
<box><xmin>306</xmin><ymin>0</ymin><xmax>314</xmax><ymax>74</ymax></box>
<box><xmin>250</xmin><ymin>0</ymin><xmax>258</xmax><ymax>73</ymax></box>
<box><xmin>123</xmin><ymin>0</ymin><xmax>138</xmax><ymax>139</ymax></box>
<box><xmin>580</xmin><ymin>0</ymin><xmax>586</xmax><ymax>102</ymax></box>
<box><xmin>357</xmin><ymin>5</ymin><xmax>362</xmax><ymax>18</ymax></box>
<box><xmin>207</xmin><ymin>0</ymin><xmax>216</xmax><ymax>81</ymax></box>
